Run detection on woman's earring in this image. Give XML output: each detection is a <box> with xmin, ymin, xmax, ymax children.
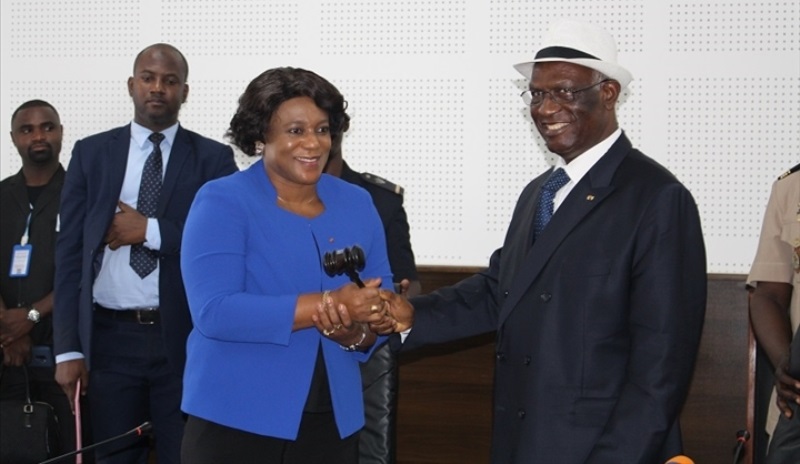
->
<box><xmin>255</xmin><ymin>142</ymin><xmax>265</xmax><ymax>155</ymax></box>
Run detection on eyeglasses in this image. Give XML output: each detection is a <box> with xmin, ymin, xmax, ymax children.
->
<box><xmin>520</xmin><ymin>80</ymin><xmax>611</xmax><ymax>106</ymax></box>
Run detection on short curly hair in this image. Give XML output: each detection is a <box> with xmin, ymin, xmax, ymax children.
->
<box><xmin>228</xmin><ymin>67</ymin><xmax>350</xmax><ymax>157</ymax></box>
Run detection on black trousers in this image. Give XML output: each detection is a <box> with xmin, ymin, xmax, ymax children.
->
<box><xmin>766</xmin><ymin>402</ymin><xmax>800</xmax><ymax>464</ymax></box>
<box><xmin>181</xmin><ymin>413</ymin><xmax>359</xmax><ymax>464</ymax></box>
<box><xmin>90</xmin><ymin>313</ymin><xmax>184</xmax><ymax>464</ymax></box>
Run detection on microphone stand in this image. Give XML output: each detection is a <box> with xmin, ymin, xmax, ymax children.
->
<box><xmin>39</xmin><ymin>422</ymin><xmax>152</xmax><ymax>464</ymax></box>
<box><xmin>732</xmin><ymin>429</ymin><xmax>750</xmax><ymax>464</ymax></box>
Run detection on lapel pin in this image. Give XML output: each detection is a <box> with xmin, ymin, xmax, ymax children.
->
<box><xmin>586</xmin><ymin>194</ymin><xmax>595</xmax><ymax>201</ymax></box>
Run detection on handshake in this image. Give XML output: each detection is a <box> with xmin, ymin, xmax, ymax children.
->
<box><xmin>310</xmin><ymin>278</ymin><xmax>415</xmax><ymax>351</ymax></box>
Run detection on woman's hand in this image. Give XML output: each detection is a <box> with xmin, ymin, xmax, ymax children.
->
<box><xmin>331</xmin><ymin>278</ymin><xmax>385</xmax><ymax>324</ymax></box>
<box><xmin>312</xmin><ymin>294</ymin><xmax>358</xmax><ymax>344</ymax></box>
<box><xmin>312</xmin><ymin>293</ymin><xmax>375</xmax><ymax>351</ymax></box>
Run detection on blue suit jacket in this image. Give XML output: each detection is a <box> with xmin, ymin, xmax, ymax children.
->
<box><xmin>180</xmin><ymin>163</ymin><xmax>393</xmax><ymax>440</ymax></box>
<box><xmin>54</xmin><ymin>124</ymin><xmax>237</xmax><ymax>373</ymax></box>
<box><xmin>403</xmin><ymin>133</ymin><xmax>707</xmax><ymax>463</ymax></box>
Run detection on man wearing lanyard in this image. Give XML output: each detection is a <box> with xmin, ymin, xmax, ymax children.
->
<box><xmin>0</xmin><ymin>100</ymin><xmax>77</xmax><ymax>456</ymax></box>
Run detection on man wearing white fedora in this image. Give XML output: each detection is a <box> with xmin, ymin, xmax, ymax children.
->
<box><xmin>382</xmin><ymin>19</ymin><xmax>707</xmax><ymax>462</ymax></box>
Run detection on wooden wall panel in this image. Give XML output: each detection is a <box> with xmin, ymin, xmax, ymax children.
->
<box><xmin>396</xmin><ymin>268</ymin><xmax>751</xmax><ymax>464</ymax></box>
<box><xmin>681</xmin><ymin>277</ymin><xmax>751</xmax><ymax>462</ymax></box>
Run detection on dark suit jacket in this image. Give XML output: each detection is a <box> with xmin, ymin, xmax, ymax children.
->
<box><xmin>340</xmin><ymin>161</ymin><xmax>417</xmax><ymax>283</ymax></box>
<box><xmin>54</xmin><ymin>124</ymin><xmax>237</xmax><ymax>373</ymax></box>
<box><xmin>402</xmin><ymin>133</ymin><xmax>707</xmax><ymax>463</ymax></box>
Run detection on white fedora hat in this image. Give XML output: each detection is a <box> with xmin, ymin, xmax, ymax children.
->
<box><xmin>514</xmin><ymin>19</ymin><xmax>633</xmax><ymax>89</ymax></box>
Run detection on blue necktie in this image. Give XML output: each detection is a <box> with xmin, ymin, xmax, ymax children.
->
<box><xmin>130</xmin><ymin>132</ymin><xmax>164</xmax><ymax>278</ymax></box>
<box><xmin>532</xmin><ymin>168</ymin><xmax>570</xmax><ymax>240</ymax></box>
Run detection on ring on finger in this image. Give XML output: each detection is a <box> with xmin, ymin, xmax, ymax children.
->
<box><xmin>323</xmin><ymin>328</ymin><xmax>334</xmax><ymax>336</ymax></box>
<box><xmin>370</xmin><ymin>304</ymin><xmax>382</xmax><ymax>313</ymax></box>
<box><xmin>334</xmin><ymin>324</ymin><xmax>343</xmax><ymax>330</ymax></box>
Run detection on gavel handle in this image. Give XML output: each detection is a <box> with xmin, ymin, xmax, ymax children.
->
<box><xmin>347</xmin><ymin>270</ymin><xmax>365</xmax><ymax>288</ymax></box>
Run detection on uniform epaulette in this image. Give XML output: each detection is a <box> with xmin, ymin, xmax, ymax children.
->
<box><xmin>778</xmin><ymin>162</ymin><xmax>800</xmax><ymax>180</ymax></box>
<box><xmin>361</xmin><ymin>172</ymin><xmax>404</xmax><ymax>196</ymax></box>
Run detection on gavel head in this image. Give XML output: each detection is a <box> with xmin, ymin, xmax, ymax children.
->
<box><xmin>323</xmin><ymin>245</ymin><xmax>365</xmax><ymax>278</ymax></box>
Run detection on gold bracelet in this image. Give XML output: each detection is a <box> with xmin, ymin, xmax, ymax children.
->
<box><xmin>322</xmin><ymin>290</ymin><xmax>331</xmax><ymax>306</ymax></box>
<box><xmin>340</xmin><ymin>325</ymin><xmax>367</xmax><ymax>352</ymax></box>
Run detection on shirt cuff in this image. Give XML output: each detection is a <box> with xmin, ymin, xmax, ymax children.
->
<box><xmin>56</xmin><ymin>351</ymin><xmax>85</xmax><ymax>364</ymax></box>
<box><xmin>145</xmin><ymin>218</ymin><xmax>161</xmax><ymax>250</ymax></box>
<box><xmin>400</xmin><ymin>328</ymin><xmax>412</xmax><ymax>343</ymax></box>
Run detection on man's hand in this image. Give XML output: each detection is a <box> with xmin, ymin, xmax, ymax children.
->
<box><xmin>774</xmin><ymin>354</ymin><xmax>800</xmax><ymax>418</ymax></box>
<box><xmin>394</xmin><ymin>278</ymin><xmax>422</xmax><ymax>298</ymax></box>
<box><xmin>55</xmin><ymin>359</ymin><xmax>89</xmax><ymax>413</ymax></box>
<box><xmin>379</xmin><ymin>289</ymin><xmax>414</xmax><ymax>333</ymax></box>
<box><xmin>105</xmin><ymin>201</ymin><xmax>148</xmax><ymax>250</ymax></box>
<box><xmin>367</xmin><ymin>301</ymin><xmax>398</xmax><ymax>335</ymax></box>
<box><xmin>1</xmin><ymin>335</ymin><xmax>32</xmax><ymax>366</ymax></box>
<box><xmin>0</xmin><ymin>307</ymin><xmax>34</xmax><ymax>345</ymax></box>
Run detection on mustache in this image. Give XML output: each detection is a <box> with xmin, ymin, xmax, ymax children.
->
<box><xmin>28</xmin><ymin>143</ymin><xmax>53</xmax><ymax>158</ymax></box>
<box><xmin>29</xmin><ymin>142</ymin><xmax>52</xmax><ymax>152</ymax></box>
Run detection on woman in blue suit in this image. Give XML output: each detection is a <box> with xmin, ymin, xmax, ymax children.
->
<box><xmin>180</xmin><ymin>67</ymin><xmax>394</xmax><ymax>463</ymax></box>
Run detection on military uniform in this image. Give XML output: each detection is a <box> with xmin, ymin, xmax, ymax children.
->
<box><xmin>340</xmin><ymin>161</ymin><xmax>417</xmax><ymax>464</ymax></box>
<box><xmin>340</xmin><ymin>162</ymin><xmax>418</xmax><ymax>284</ymax></box>
<box><xmin>747</xmin><ymin>164</ymin><xmax>800</xmax><ymax>463</ymax></box>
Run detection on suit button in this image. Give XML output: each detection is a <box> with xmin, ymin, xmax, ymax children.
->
<box><xmin>496</xmin><ymin>352</ymin><xmax>505</xmax><ymax>362</ymax></box>
<box><xmin>524</xmin><ymin>356</ymin><xmax>531</xmax><ymax>365</ymax></box>
<box><xmin>517</xmin><ymin>409</ymin><xmax>526</xmax><ymax>419</ymax></box>
<box><xmin>503</xmin><ymin>290</ymin><xmax>509</xmax><ymax>298</ymax></box>
<box><xmin>540</xmin><ymin>293</ymin><xmax>551</xmax><ymax>302</ymax></box>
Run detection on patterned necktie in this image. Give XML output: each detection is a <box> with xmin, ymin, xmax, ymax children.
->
<box><xmin>532</xmin><ymin>168</ymin><xmax>570</xmax><ymax>240</ymax></box>
<box><xmin>130</xmin><ymin>132</ymin><xmax>164</xmax><ymax>278</ymax></box>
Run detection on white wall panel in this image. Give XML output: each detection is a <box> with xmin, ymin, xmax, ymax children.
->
<box><xmin>1</xmin><ymin>0</ymin><xmax>798</xmax><ymax>273</ymax></box>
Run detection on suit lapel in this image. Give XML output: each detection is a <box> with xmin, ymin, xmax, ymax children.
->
<box><xmin>497</xmin><ymin>169</ymin><xmax>549</xmax><ymax>290</ymax></box>
<box><xmin>159</xmin><ymin>126</ymin><xmax>190</xmax><ymax>213</ymax></box>
<box><xmin>106</xmin><ymin>125</ymin><xmax>132</xmax><ymax>216</ymax></box>
<box><xmin>498</xmin><ymin>134</ymin><xmax>632</xmax><ymax>326</ymax></box>
<box><xmin>84</xmin><ymin>126</ymin><xmax>130</xmax><ymax>257</ymax></box>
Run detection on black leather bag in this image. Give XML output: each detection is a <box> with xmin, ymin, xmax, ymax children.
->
<box><xmin>0</xmin><ymin>365</ymin><xmax>61</xmax><ymax>464</ymax></box>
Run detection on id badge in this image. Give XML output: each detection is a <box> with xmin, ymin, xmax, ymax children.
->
<box><xmin>9</xmin><ymin>244</ymin><xmax>32</xmax><ymax>278</ymax></box>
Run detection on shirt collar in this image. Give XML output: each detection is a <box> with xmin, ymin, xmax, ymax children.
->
<box><xmin>555</xmin><ymin>128</ymin><xmax>622</xmax><ymax>184</ymax></box>
<box><xmin>130</xmin><ymin>121</ymin><xmax>179</xmax><ymax>151</ymax></box>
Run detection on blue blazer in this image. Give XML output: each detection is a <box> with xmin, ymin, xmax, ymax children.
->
<box><xmin>180</xmin><ymin>162</ymin><xmax>393</xmax><ymax>440</ymax></box>
<box><xmin>403</xmin><ymin>133</ymin><xmax>707</xmax><ymax>463</ymax></box>
<box><xmin>54</xmin><ymin>124</ymin><xmax>237</xmax><ymax>372</ymax></box>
